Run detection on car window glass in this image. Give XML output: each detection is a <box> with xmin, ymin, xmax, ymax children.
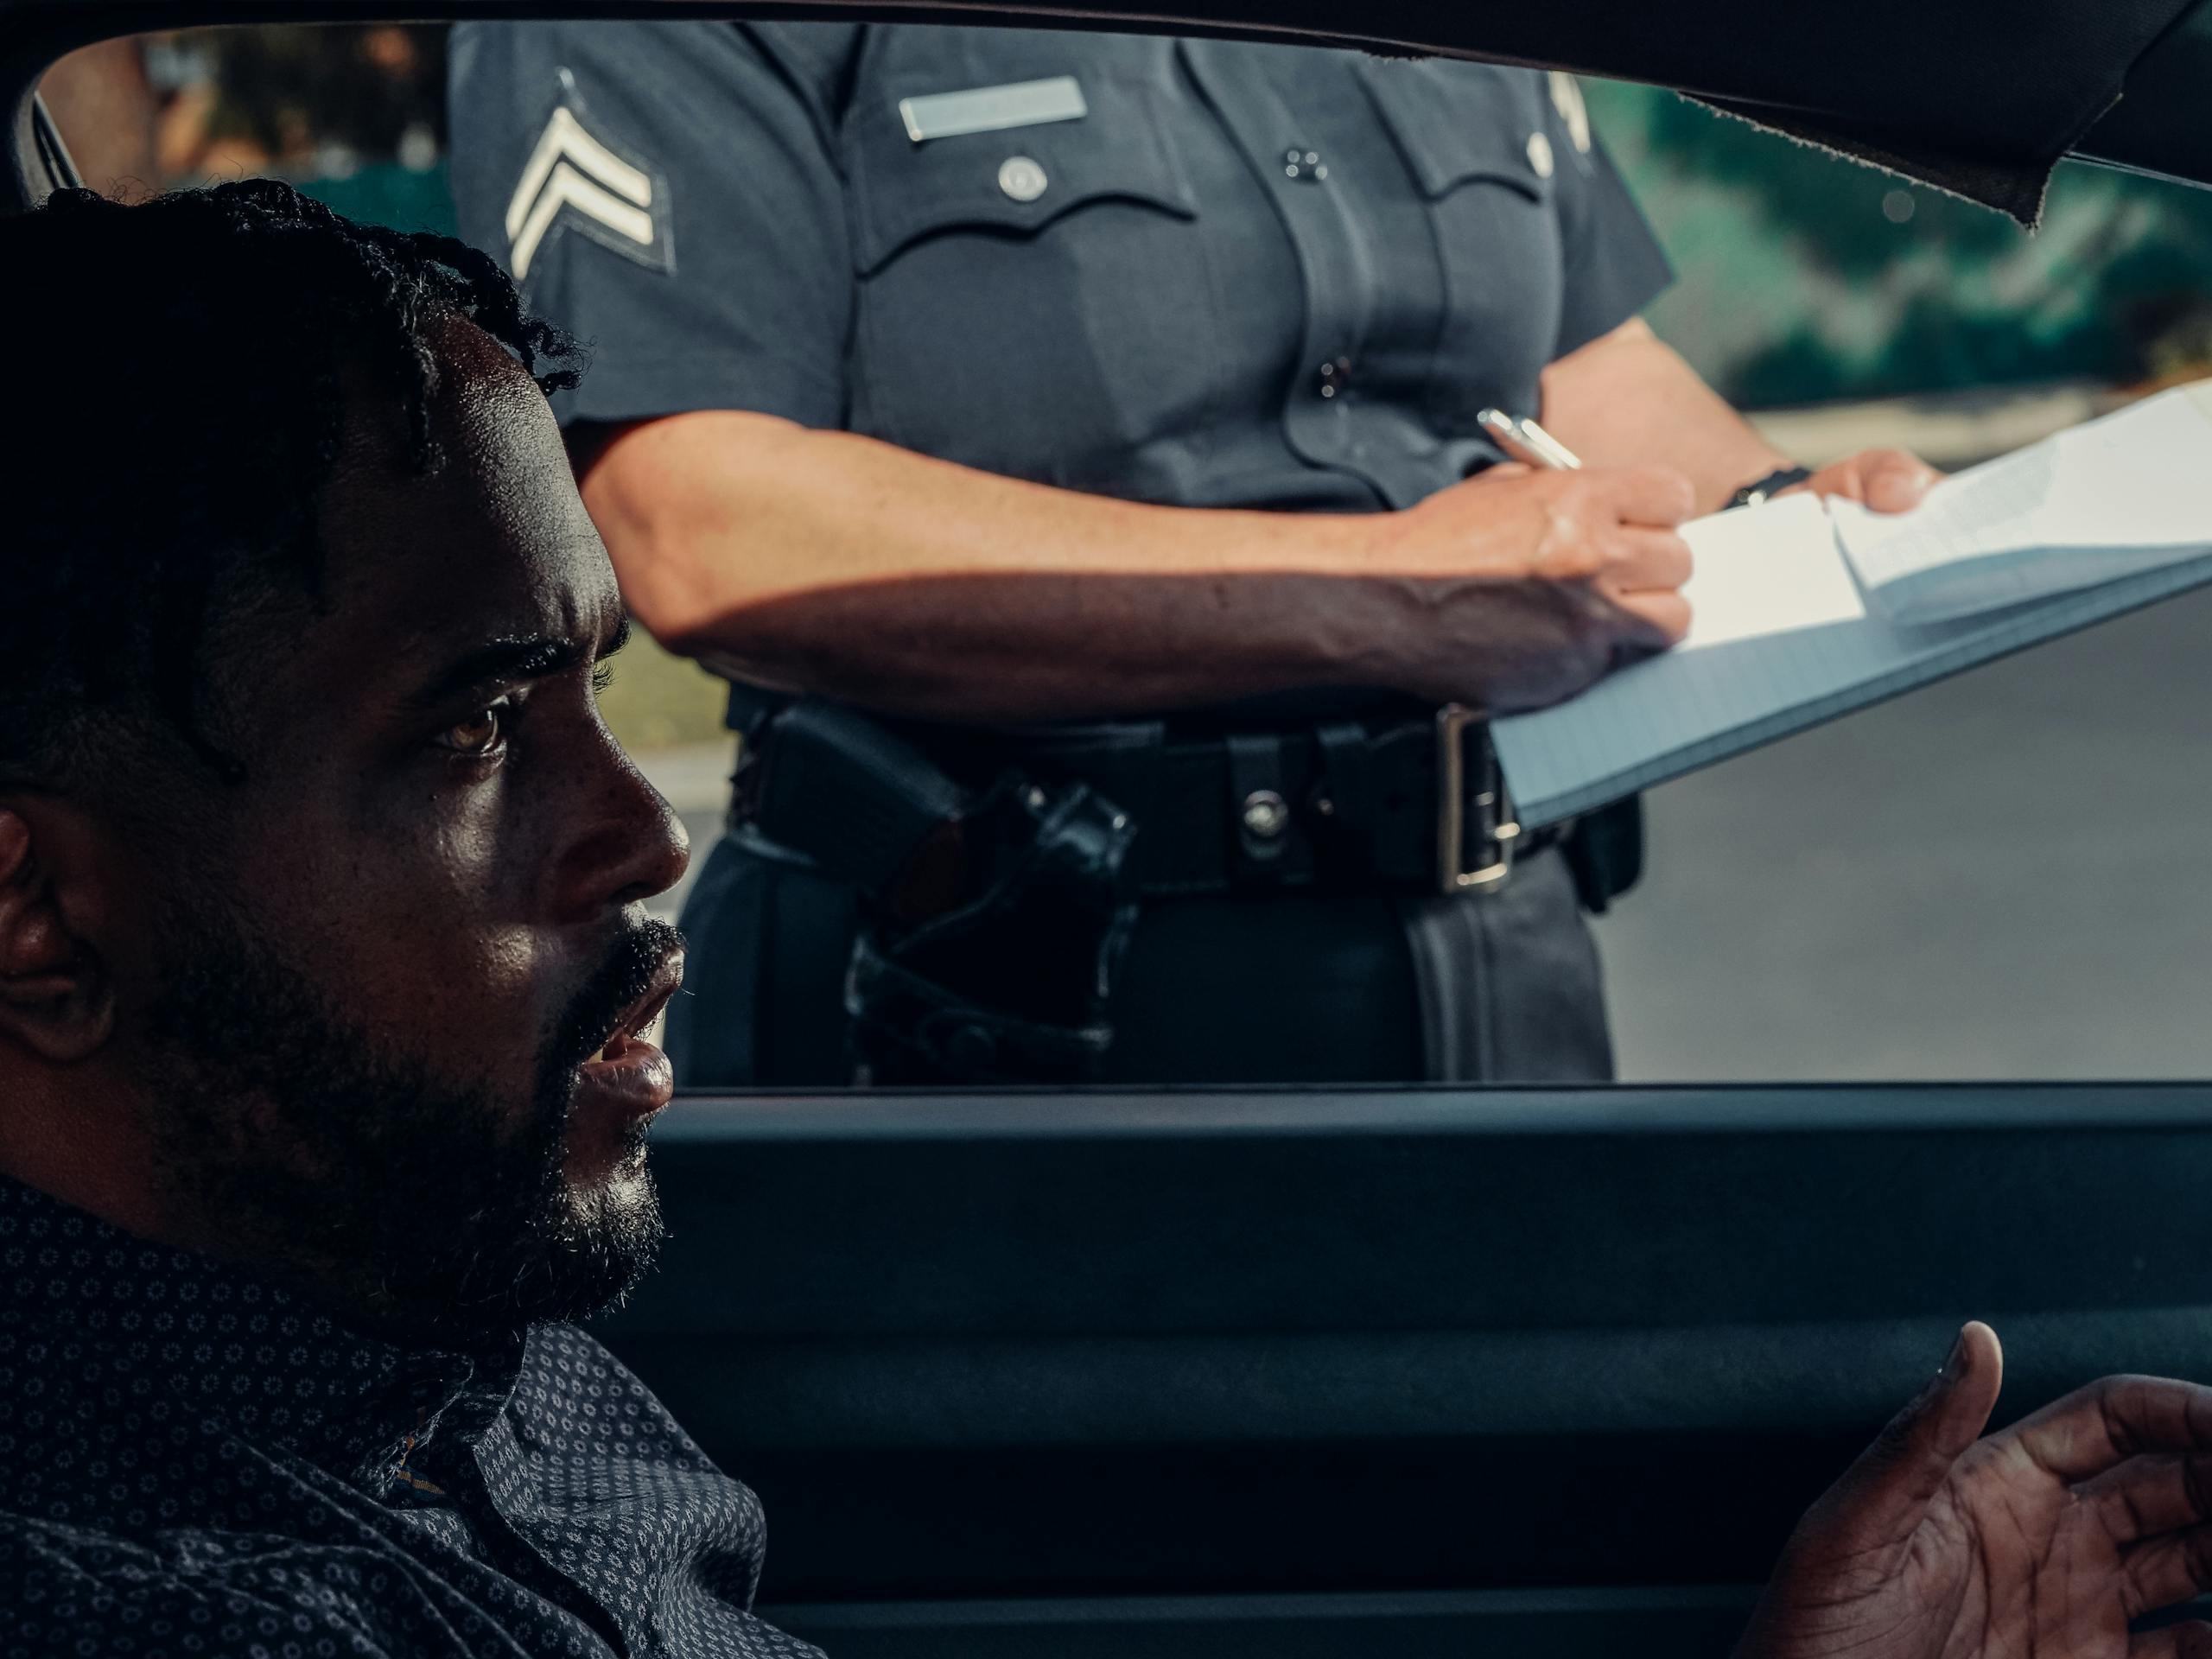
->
<box><xmin>41</xmin><ymin>23</ymin><xmax>2212</xmax><ymax>1085</ymax></box>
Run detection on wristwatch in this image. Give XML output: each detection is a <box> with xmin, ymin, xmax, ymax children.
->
<box><xmin>1726</xmin><ymin>465</ymin><xmax>1814</xmax><ymax>510</ymax></box>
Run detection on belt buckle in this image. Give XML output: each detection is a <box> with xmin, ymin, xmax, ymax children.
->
<box><xmin>1435</xmin><ymin>703</ymin><xmax>1520</xmax><ymax>897</ymax></box>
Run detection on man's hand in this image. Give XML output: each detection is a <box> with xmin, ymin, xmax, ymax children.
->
<box><xmin>1738</xmin><ymin>1322</ymin><xmax>2212</xmax><ymax>1659</ymax></box>
<box><xmin>1367</xmin><ymin>461</ymin><xmax>1696</xmax><ymax>711</ymax></box>
<box><xmin>1786</xmin><ymin>447</ymin><xmax>1942</xmax><ymax>514</ymax></box>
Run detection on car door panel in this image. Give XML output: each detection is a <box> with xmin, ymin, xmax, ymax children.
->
<box><xmin>593</xmin><ymin>1087</ymin><xmax>2212</xmax><ymax>1652</ymax></box>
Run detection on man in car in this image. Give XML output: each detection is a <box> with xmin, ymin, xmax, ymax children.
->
<box><xmin>448</xmin><ymin>22</ymin><xmax>1936</xmax><ymax>1090</ymax></box>
<box><xmin>2</xmin><ymin>182</ymin><xmax>2205</xmax><ymax>1659</ymax></box>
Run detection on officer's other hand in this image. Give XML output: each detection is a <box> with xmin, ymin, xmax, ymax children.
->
<box><xmin>1737</xmin><ymin>1321</ymin><xmax>2212</xmax><ymax>1659</ymax></box>
<box><xmin>1787</xmin><ymin>447</ymin><xmax>1942</xmax><ymax>514</ymax></box>
<box><xmin>1375</xmin><ymin>461</ymin><xmax>1695</xmax><ymax>711</ymax></box>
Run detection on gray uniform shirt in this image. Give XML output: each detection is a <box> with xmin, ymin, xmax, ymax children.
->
<box><xmin>448</xmin><ymin>21</ymin><xmax>1673</xmax><ymax>515</ymax></box>
<box><xmin>446</xmin><ymin>23</ymin><xmax>1673</xmax><ymax>1090</ymax></box>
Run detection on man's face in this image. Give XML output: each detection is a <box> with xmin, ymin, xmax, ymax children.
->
<box><xmin>99</xmin><ymin>323</ymin><xmax>690</xmax><ymax>1346</ymax></box>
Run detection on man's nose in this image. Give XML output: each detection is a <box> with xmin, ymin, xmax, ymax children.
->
<box><xmin>555</xmin><ymin>749</ymin><xmax>691</xmax><ymax>918</ymax></box>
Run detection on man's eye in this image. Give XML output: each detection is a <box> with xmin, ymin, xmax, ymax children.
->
<box><xmin>435</xmin><ymin>704</ymin><xmax>508</xmax><ymax>756</ymax></box>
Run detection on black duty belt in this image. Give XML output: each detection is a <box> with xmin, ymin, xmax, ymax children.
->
<box><xmin>728</xmin><ymin>696</ymin><xmax>1636</xmax><ymax>1084</ymax></box>
<box><xmin>742</xmin><ymin>702</ymin><xmax>1559</xmax><ymax>901</ymax></box>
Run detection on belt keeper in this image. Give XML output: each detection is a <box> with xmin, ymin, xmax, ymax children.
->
<box><xmin>1224</xmin><ymin>731</ymin><xmax>1303</xmax><ymax>881</ymax></box>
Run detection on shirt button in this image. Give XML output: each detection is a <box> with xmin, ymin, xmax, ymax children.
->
<box><xmin>1240</xmin><ymin>790</ymin><xmax>1290</xmax><ymax>841</ymax></box>
<box><xmin>1317</xmin><ymin>356</ymin><xmax>1351</xmax><ymax>398</ymax></box>
<box><xmin>1282</xmin><ymin>147</ymin><xmax>1329</xmax><ymax>183</ymax></box>
<box><xmin>1525</xmin><ymin>130</ymin><xmax>1555</xmax><ymax>180</ymax></box>
<box><xmin>998</xmin><ymin>155</ymin><xmax>1048</xmax><ymax>202</ymax></box>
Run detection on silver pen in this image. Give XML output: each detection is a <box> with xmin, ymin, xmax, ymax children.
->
<box><xmin>1477</xmin><ymin>406</ymin><xmax>1583</xmax><ymax>471</ymax></box>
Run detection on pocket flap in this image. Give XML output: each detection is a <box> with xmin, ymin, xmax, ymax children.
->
<box><xmin>849</xmin><ymin>75</ymin><xmax>1198</xmax><ymax>276</ymax></box>
<box><xmin>1357</xmin><ymin>60</ymin><xmax>1554</xmax><ymax>202</ymax></box>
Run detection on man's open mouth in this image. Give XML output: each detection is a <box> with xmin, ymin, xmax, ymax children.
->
<box><xmin>582</xmin><ymin>949</ymin><xmax>684</xmax><ymax>1064</ymax></box>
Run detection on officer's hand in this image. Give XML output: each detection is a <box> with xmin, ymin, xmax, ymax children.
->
<box><xmin>1785</xmin><ymin>447</ymin><xmax>1942</xmax><ymax>514</ymax></box>
<box><xmin>1737</xmin><ymin>1322</ymin><xmax>2212</xmax><ymax>1659</ymax></box>
<box><xmin>1374</xmin><ymin>461</ymin><xmax>1695</xmax><ymax>711</ymax></box>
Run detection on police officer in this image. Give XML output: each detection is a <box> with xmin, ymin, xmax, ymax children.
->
<box><xmin>448</xmin><ymin>22</ymin><xmax>1934</xmax><ymax>1088</ymax></box>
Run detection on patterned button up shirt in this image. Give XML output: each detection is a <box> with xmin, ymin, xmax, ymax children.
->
<box><xmin>0</xmin><ymin>1176</ymin><xmax>822</xmax><ymax>1657</ymax></box>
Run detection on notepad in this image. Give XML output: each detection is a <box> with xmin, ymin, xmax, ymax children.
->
<box><xmin>1491</xmin><ymin>381</ymin><xmax>2212</xmax><ymax>830</ymax></box>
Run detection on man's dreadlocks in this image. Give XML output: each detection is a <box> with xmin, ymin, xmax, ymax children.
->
<box><xmin>4</xmin><ymin>179</ymin><xmax>584</xmax><ymax>784</ymax></box>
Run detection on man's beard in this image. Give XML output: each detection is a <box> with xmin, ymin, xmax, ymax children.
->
<box><xmin>140</xmin><ymin>893</ymin><xmax>683</xmax><ymax>1350</ymax></box>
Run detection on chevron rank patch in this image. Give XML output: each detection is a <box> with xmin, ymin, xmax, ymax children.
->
<box><xmin>505</xmin><ymin>92</ymin><xmax>672</xmax><ymax>283</ymax></box>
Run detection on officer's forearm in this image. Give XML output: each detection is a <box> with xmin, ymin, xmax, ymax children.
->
<box><xmin>579</xmin><ymin>410</ymin><xmax>1418</xmax><ymax>721</ymax></box>
<box><xmin>1538</xmin><ymin>319</ymin><xmax>1792</xmax><ymax>515</ymax></box>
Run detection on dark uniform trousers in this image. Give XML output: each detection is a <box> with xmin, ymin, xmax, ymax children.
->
<box><xmin>668</xmin><ymin>823</ymin><xmax>1612</xmax><ymax>1086</ymax></box>
<box><xmin>448</xmin><ymin>21</ymin><xmax>1675</xmax><ymax>1086</ymax></box>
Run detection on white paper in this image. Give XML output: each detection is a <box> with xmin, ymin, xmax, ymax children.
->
<box><xmin>1674</xmin><ymin>493</ymin><xmax>1865</xmax><ymax>652</ymax></box>
<box><xmin>1831</xmin><ymin>385</ymin><xmax>2212</xmax><ymax>623</ymax></box>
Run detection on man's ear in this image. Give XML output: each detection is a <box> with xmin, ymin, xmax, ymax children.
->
<box><xmin>0</xmin><ymin>805</ymin><xmax>115</xmax><ymax>1063</ymax></box>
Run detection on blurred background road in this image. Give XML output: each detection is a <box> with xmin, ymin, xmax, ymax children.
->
<box><xmin>1596</xmin><ymin>579</ymin><xmax>2212</xmax><ymax>1082</ymax></box>
<box><xmin>1592</xmin><ymin>391</ymin><xmax>2212</xmax><ymax>1082</ymax></box>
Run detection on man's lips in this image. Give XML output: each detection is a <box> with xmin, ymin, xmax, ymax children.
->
<box><xmin>575</xmin><ymin>948</ymin><xmax>683</xmax><ymax>1122</ymax></box>
<box><xmin>575</xmin><ymin>1033</ymin><xmax>675</xmax><ymax>1123</ymax></box>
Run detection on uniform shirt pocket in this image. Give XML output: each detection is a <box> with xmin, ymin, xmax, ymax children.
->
<box><xmin>843</xmin><ymin>67</ymin><xmax>1225</xmax><ymax>495</ymax></box>
<box><xmin>850</xmin><ymin>80</ymin><xmax>1196</xmax><ymax>271</ymax></box>
<box><xmin>1357</xmin><ymin>60</ymin><xmax>1567</xmax><ymax>435</ymax></box>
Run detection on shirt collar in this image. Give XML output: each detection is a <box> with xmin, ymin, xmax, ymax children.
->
<box><xmin>0</xmin><ymin>1173</ymin><xmax>525</xmax><ymax>1491</ymax></box>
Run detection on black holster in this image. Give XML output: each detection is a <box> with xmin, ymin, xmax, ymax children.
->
<box><xmin>1562</xmin><ymin>795</ymin><xmax>1643</xmax><ymax>916</ymax></box>
<box><xmin>744</xmin><ymin>702</ymin><xmax>1138</xmax><ymax>1086</ymax></box>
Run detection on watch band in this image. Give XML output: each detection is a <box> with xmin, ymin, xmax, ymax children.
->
<box><xmin>1726</xmin><ymin>465</ymin><xmax>1815</xmax><ymax>510</ymax></box>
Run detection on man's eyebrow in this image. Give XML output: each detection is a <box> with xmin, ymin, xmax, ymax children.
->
<box><xmin>411</xmin><ymin>616</ymin><xmax>626</xmax><ymax>709</ymax></box>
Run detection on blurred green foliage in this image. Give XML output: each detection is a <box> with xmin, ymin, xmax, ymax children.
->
<box><xmin>296</xmin><ymin>162</ymin><xmax>454</xmax><ymax>238</ymax></box>
<box><xmin>1586</xmin><ymin>79</ymin><xmax>2212</xmax><ymax>406</ymax></box>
